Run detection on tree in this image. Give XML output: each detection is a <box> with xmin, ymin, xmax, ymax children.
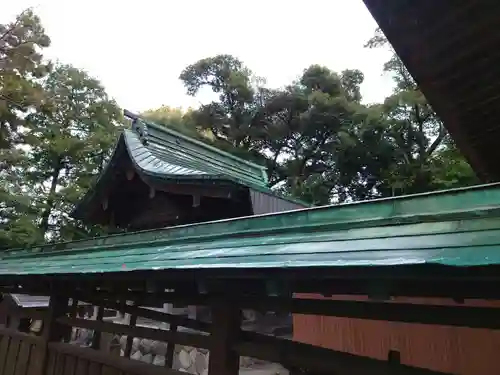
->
<box><xmin>0</xmin><ymin>8</ymin><xmax>51</xmax><ymax>149</ymax></box>
<box><xmin>180</xmin><ymin>55</ymin><xmax>376</xmax><ymax>205</ymax></box>
<box><xmin>0</xmin><ymin>9</ymin><xmax>52</xmax><ymax>249</ymax></box>
<box><xmin>23</xmin><ymin>64</ymin><xmax>122</xmax><ymax>242</ymax></box>
<box><xmin>256</xmin><ymin>65</ymin><xmax>376</xmax><ymax>204</ymax></box>
<box><xmin>364</xmin><ymin>29</ymin><xmax>478</xmax><ymax>196</ymax></box>
<box><xmin>142</xmin><ymin>105</ymin><xmax>215</xmax><ymax>141</ymax></box>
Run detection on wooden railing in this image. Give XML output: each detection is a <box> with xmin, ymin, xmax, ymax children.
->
<box><xmin>46</xmin><ymin>342</ymin><xmax>181</xmax><ymax>375</ymax></box>
<box><xmin>0</xmin><ymin>328</ymin><xmax>44</xmax><ymax>375</ymax></box>
<box><xmin>0</xmin><ymin>327</ymin><xmax>183</xmax><ymax>375</ymax></box>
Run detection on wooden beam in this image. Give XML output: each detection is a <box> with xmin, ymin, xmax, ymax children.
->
<box><xmin>80</xmin><ymin>291</ymin><xmax>500</xmax><ymax>329</ymax></box>
<box><xmin>57</xmin><ymin>316</ymin><xmax>212</xmax><ymax>349</ymax></box>
<box><xmin>76</xmin><ymin>295</ymin><xmax>211</xmax><ymax>332</ymax></box>
<box><xmin>207</xmin><ymin>298</ymin><xmax>240</xmax><ymax>375</ymax></box>
<box><xmin>233</xmin><ymin>296</ymin><xmax>500</xmax><ymax>330</ymax></box>
<box><xmin>235</xmin><ymin>331</ymin><xmax>452</xmax><ymax>375</ymax></box>
<box><xmin>152</xmin><ymin>182</ymin><xmax>232</xmax><ymax>199</ymax></box>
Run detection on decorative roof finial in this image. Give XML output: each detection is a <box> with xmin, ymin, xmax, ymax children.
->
<box><xmin>124</xmin><ymin>109</ymin><xmax>149</xmax><ymax>145</ymax></box>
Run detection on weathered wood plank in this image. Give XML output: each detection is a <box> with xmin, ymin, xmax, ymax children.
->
<box><xmin>0</xmin><ymin>329</ymin><xmax>43</xmax><ymax>346</ymax></box>
<box><xmin>87</xmin><ymin>361</ymin><xmax>101</xmax><ymax>375</ymax></box>
<box><xmin>63</xmin><ymin>354</ymin><xmax>76</xmax><ymax>375</ymax></box>
<box><xmin>49</xmin><ymin>343</ymin><xmax>184</xmax><ymax>375</ymax></box>
<box><xmin>44</xmin><ymin>350</ymin><xmax>57</xmax><ymax>375</ymax></box>
<box><xmin>27</xmin><ymin>345</ymin><xmax>47</xmax><ymax>375</ymax></box>
<box><xmin>14</xmin><ymin>341</ymin><xmax>32</xmax><ymax>375</ymax></box>
<box><xmin>101</xmin><ymin>365</ymin><xmax>121</xmax><ymax>375</ymax></box>
<box><xmin>0</xmin><ymin>334</ymin><xmax>12</xmax><ymax>374</ymax></box>
<box><xmin>4</xmin><ymin>337</ymin><xmax>21</xmax><ymax>375</ymax></box>
<box><xmin>54</xmin><ymin>353</ymin><xmax>66</xmax><ymax>375</ymax></box>
<box><xmin>74</xmin><ymin>358</ymin><xmax>88</xmax><ymax>375</ymax></box>
<box><xmin>57</xmin><ymin>317</ymin><xmax>211</xmax><ymax>349</ymax></box>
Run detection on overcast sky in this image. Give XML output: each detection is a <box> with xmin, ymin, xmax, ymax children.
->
<box><xmin>3</xmin><ymin>0</ymin><xmax>394</xmax><ymax>113</ymax></box>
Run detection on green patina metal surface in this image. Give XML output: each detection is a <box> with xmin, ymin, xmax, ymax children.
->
<box><xmin>4</xmin><ymin>183</ymin><xmax>500</xmax><ymax>275</ymax></box>
<box><xmin>126</xmin><ymin>122</ymin><xmax>269</xmax><ymax>188</ymax></box>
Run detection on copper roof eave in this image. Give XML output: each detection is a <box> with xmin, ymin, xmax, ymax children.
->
<box><xmin>362</xmin><ymin>0</ymin><xmax>500</xmax><ymax>182</ymax></box>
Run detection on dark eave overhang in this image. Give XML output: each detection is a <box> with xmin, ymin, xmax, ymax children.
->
<box><xmin>363</xmin><ymin>0</ymin><xmax>500</xmax><ymax>182</ymax></box>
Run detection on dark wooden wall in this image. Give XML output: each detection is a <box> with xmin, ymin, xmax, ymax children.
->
<box><xmin>293</xmin><ymin>293</ymin><xmax>500</xmax><ymax>375</ymax></box>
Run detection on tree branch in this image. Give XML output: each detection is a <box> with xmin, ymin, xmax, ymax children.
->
<box><xmin>426</xmin><ymin>124</ymin><xmax>446</xmax><ymax>157</ymax></box>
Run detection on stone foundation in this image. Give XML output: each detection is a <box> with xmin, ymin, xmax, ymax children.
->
<box><xmin>113</xmin><ymin>335</ymin><xmax>289</xmax><ymax>375</ymax></box>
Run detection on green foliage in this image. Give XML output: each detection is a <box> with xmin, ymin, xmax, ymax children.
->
<box><xmin>0</xmin><ymin>12</ymin><xmax>480</xmax><ymax>250</ymax></box>
<box><xmin>23</xmin><ymin>64</ymin><xmax>123</xmax><ymax>242</ymax></box>
<box><xmin>364</xmin><ymin>29</ymin><xmax>478</xmax><ymax>196</ymax></box>
<box><xmin>0</xmin><ymin>8</ymin><xmax>51</xmax><ymax>149</ymax></box>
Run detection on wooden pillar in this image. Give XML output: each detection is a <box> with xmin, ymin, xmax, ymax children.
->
<box><xmin>124</xmin><ymin>302</ymin><xmax>137</xmax><ymax>358</ymax></box>
<box><xmin>207</xmin><ymin>298</ymin><xmax>241</xmax><ymax>375</ymax></box>
<box><xmin>165</xmin><ymin>323</ymin><xmax>178</xmax><ymax>368</ymax></box>
<box><xmin>34</xmin><ymin>293</ymin><xmax>69</xmax><ymax>375</ymax></box>
<box><xmin>42</xmin><ymin>294</ymin><xmax>69</xmax><ymax>342</ymax></box>
<box><xmin>64</xmin><ymin>298</ymin><xmax>78</xmax><ymax>342</ymax></box>
<box><xmin>91</xmin><ymin>306</ymin><xmax>105</xmax><ymax>349</ymax></box>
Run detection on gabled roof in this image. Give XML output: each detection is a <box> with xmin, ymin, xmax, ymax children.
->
<box><xmin>362</xmin><ymin>1</ymin><xmax>500</xmax><ymax>182</ymax></box>
<box><xmin>3</xmin><ymin>294</ymin><xmax>88</xmax><ymax>308</ymax></box>
<box><xmin>6</xmin><ymin>182</ymin><xmax>500</xmax><ymax>276</ymax></box>
<box><xmin>123</xmin><ymin>110</ymin><xmax>269</xmax><ymax>188</ymax></box>
<box><xmin>73</xmin><ymin>111</ymin><xmax>274</xmax><ymax>219</ymax></box>
<box><xmin>9</xmin><ymin>294</ymin><xmax>50</xmax><ymax>308</ymax></box>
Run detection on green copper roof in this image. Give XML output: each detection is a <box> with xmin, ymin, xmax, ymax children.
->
<box><xmin>125</xmin><ymin>112</ymin><xmax>268</xmax><ymax>187</ymax></box>
<box><xmin>4</xmin><ymin>183</ymin><xmax>500</xmax><ymax>276</ymax></box>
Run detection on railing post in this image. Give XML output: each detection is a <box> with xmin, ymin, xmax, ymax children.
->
<box><xmin>33</xmin><ymin>293</ymin><xmax>69</xmax><ymax>375</ymax></box>
<box><xmin>207</xmin><ymin>298</ymin><xmax>241</xmax><ymax>375</ymax></box>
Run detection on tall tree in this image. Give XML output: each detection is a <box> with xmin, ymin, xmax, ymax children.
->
<box><xmin>364</xmin><ymin>28</ymin><xmax>478</xmax><ymax>195</ymax></box>
<box><xmin>0</xmin><ymin>8</ymin><xmax>51</xmax><ymax>148</ymax></box>
<box><xmin>180</xmin><ymin>55</ymin><xmax>376</xmax><ymax>204</ymax></box>
<box><xmin>0</xmin><ymin>9</ymin><xmax>52</xmax><ymax>249</ymax></box>
<box><xmin>23</xmin><ymin>64</ymin><xmax>122</xmax><ymax>242</ymax></box>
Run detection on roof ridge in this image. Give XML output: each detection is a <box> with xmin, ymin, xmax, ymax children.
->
<box><xmin>124</xmin><ymin>110</ymin><xmax>268</xmax><ymax>178</ymax></box>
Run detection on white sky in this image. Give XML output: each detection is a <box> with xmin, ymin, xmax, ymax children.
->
<box><xmin>3</xmin><ymin>0</ymin><xmax>394</xmax><ymax>113</ymax></box>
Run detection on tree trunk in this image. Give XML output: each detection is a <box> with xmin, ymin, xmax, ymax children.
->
<box><xmin>39</xmin><ymin>160</ymin><xmax>62</xmax><ymax>237</ymax></box>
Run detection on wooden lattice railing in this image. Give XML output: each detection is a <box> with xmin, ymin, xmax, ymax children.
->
<box><xmin>0</xmin><ymin>327</ymin><xmax>183</xmax><ymax>375</ymax></box>
<box><xmin>0</xmin><ymin>328</ymin><xmax>44</xmax><ymax>375</ymax></box>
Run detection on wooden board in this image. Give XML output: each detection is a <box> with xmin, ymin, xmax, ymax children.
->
<box><xmin>0</xmin><ymin>335</ymin><xmax>12</xmax><ymax>374</ymax></box>
<box><xmin>4</xmin><ymin>337</ymin><xmax>21</xmax><ymax>375</ymax></box>
<box><xmin>74</xmin><ymin>358</ymin><xmax>88</xmax><ymax>375</ymax></box>
<box><xmin>14</xmin><ymin>341</ymin><xmax>32</xmax><ymax>375</ymax></box>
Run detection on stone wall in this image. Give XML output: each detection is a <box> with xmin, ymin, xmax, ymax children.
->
<box><xmin>113</xmin><ymin>335</ymin><xmax>289</xmax><ymax>375</ymax></box>
<box><xmin>75</xmin><ymin>303</ymin><xmax>291</xmax><ymax>375</ymax></box>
